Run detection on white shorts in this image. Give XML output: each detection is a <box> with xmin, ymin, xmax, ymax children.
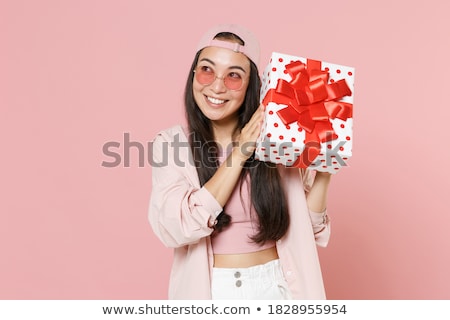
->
<box><xmin>211</xmin><ymin>259</ymin><xmax>292</xmax><ymax>300</ymax></box>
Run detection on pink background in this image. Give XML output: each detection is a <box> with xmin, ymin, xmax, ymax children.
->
<box><xmin>1</xmin><ymin>0</ymin><xmax>449</xmax><ymax>299</ymax></box>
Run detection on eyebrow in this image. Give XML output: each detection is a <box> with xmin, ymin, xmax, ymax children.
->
<box><xmin>199</xmin><ymin>57</ymin><xmax>247</xmax><ymax>73</ymax></box>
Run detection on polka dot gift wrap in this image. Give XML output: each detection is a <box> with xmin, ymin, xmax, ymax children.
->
<box><xmin>255</xmin><ymin>52</ymin><xmax>355</xmax><ymax>174</ymax></box>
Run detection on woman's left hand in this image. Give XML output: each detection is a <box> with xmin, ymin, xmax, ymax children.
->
<box><xmin>306</xmin><ymin>170</ymin><xmax>332</xmax><ymax>213</ymax></box>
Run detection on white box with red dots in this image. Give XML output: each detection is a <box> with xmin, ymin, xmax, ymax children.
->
<box><xmin>255</xmin><ymin>52</ymin><xmax>355</xmax><ymax>174</ymax></box>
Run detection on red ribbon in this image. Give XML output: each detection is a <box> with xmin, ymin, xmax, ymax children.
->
<box><xmin>262</xmin><ymin>59</ymin><xmax>353</xmax><ymax>168</ymax></box>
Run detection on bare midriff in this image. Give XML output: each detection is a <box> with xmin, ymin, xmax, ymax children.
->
<box><xmin>213</xmin><ymin>246</ymin><xmax>279</xmax><ymax>268</ymax></box>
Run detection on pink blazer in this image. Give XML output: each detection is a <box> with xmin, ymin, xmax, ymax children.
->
<box><xmin>148</xmin><ymin>125</ymin><xmax>330</xmax><ymax>299</ymax></box>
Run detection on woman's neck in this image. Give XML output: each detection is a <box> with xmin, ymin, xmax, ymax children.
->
<box><xmin>211</xmin><ymin>119</ymin><xmax>239</xmax><ymax>151</ymax></box>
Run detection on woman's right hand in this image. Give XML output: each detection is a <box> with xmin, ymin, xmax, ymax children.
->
<box><xmin>233</xmin><ymin>103</ymin><xmax>265</xmax><ymax>161</ymax></box>
<box><xmin>205</xmin><ymin>104</ymin><xmax>265</xmax><ymax>206</ymax></box>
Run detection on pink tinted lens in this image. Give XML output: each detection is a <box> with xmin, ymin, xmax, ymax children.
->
<box><xmin>195</xmin><ymin>68</ymin><xmax>215</xmax><ymax>85</ymax></box>
<box><xmin>224</xmin><ymin>75</ymin><xmax>243</xmax><ymax>90</ymax></box>
<box><xmin>195</xmin><ymin>68</ymin><xmax>243</xmax><ymax>90</ymax></box>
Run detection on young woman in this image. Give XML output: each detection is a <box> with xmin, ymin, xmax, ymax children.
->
<box><xmin>148</xmin><ymin>24</ymin><xmax>332</xmax><ymax>300</ymax></box>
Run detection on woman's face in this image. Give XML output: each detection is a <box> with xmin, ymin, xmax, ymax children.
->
<box><xmin>193</xmin><ymin>46</ymin><xmax>251</xmax><ymax>126</ymax></box>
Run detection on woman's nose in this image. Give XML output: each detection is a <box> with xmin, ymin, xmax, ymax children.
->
<box><xmin>209</xmin><ymin>75</ymin><xmax>227</xmax><ymax>92</ymax></box>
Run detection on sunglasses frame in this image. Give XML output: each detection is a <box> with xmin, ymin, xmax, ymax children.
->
<box><xmin>193</xmin><ymin>66</ymin><xmax>247</xmax><ymax>91</ymax></box>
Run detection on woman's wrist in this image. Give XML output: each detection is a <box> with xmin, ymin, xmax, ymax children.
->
<box><xmin>314</xmin><ymin>171</ymin><xmax>332</xmax><ymax>182</ymax></box>
<box><xmin>231</xmin><ymin>144</ymin><xmax>252</xmax><ymax>164</ymax></box>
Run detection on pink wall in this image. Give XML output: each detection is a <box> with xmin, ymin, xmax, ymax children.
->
<box><xmin>1</xmin><ymin>0</ymin><xmax>449</xmax><ymax>299</ymax></box>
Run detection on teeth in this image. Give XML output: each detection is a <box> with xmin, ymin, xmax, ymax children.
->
<box><xmin>207</xmin><ymin>96</ymin><xmax>225</xmax><ymax>104</ymax></box>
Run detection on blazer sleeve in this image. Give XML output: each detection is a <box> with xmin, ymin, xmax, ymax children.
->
<box><xmin>309</xmin><ymin>209</ymin><xmax>331</xmax><ymax>247</ymax></box>
<box><xmin>148</xmin><ymin>131</ymin><xmax>223</xmax><ymax>248</ymax></box>
<box><xmin>301</xmin><ymin>169</ymin><xmax>331</xmax><ymax>247</ymax></box>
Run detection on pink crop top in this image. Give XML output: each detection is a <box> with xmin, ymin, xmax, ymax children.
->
<box><xmin>211</xmin><ymin>153</ymin><xmax>276</xmax><ymax>254</ymax></box>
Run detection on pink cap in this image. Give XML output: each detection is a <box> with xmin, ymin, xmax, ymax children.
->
<box><xmin>196</xmin><ymin>24</ymin><xmax>260</xmax><ymax>66</ymax></box>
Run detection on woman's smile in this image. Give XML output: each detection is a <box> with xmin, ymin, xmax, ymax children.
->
<box><xmin>205</xmin><ymin>95</ymin><xmax>228</xmax><ymax>106</ymax></box>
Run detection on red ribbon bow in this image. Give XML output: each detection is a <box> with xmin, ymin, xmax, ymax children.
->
<box><xmin>262</xmin><ymin>59</ymin><xmax>353</xmax><ymax>168</ymax></box>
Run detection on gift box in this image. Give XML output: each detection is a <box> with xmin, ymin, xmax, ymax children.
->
<box><xmin>255</xmin><ymin>52</ymin><xmax>355</xmax><ymax>174</ymax></box>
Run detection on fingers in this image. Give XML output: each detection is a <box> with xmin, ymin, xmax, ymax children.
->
<box><xmin>251</xmin><ymin>103</ymin><xmax>265</xmax><ymax>123</ymax></box>
<box><xmin>248</xmin><ymin>104</ymin><xmax>265</xmax><ymax>129</ymax></box>
<box><xmin>236</xmin><ymin>104</ymin><xmax>266</xmax><ymax>159</ymax></box>
<box><xmin>242</xmin><ymin>104</ymin><xmax>264</xmax><ymax>139</ymax></box>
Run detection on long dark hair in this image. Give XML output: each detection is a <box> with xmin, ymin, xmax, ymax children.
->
<box><xmin>184</xmin><ymin>32</ymin><xmax>289</xmax><ymax>244</ymax></box>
